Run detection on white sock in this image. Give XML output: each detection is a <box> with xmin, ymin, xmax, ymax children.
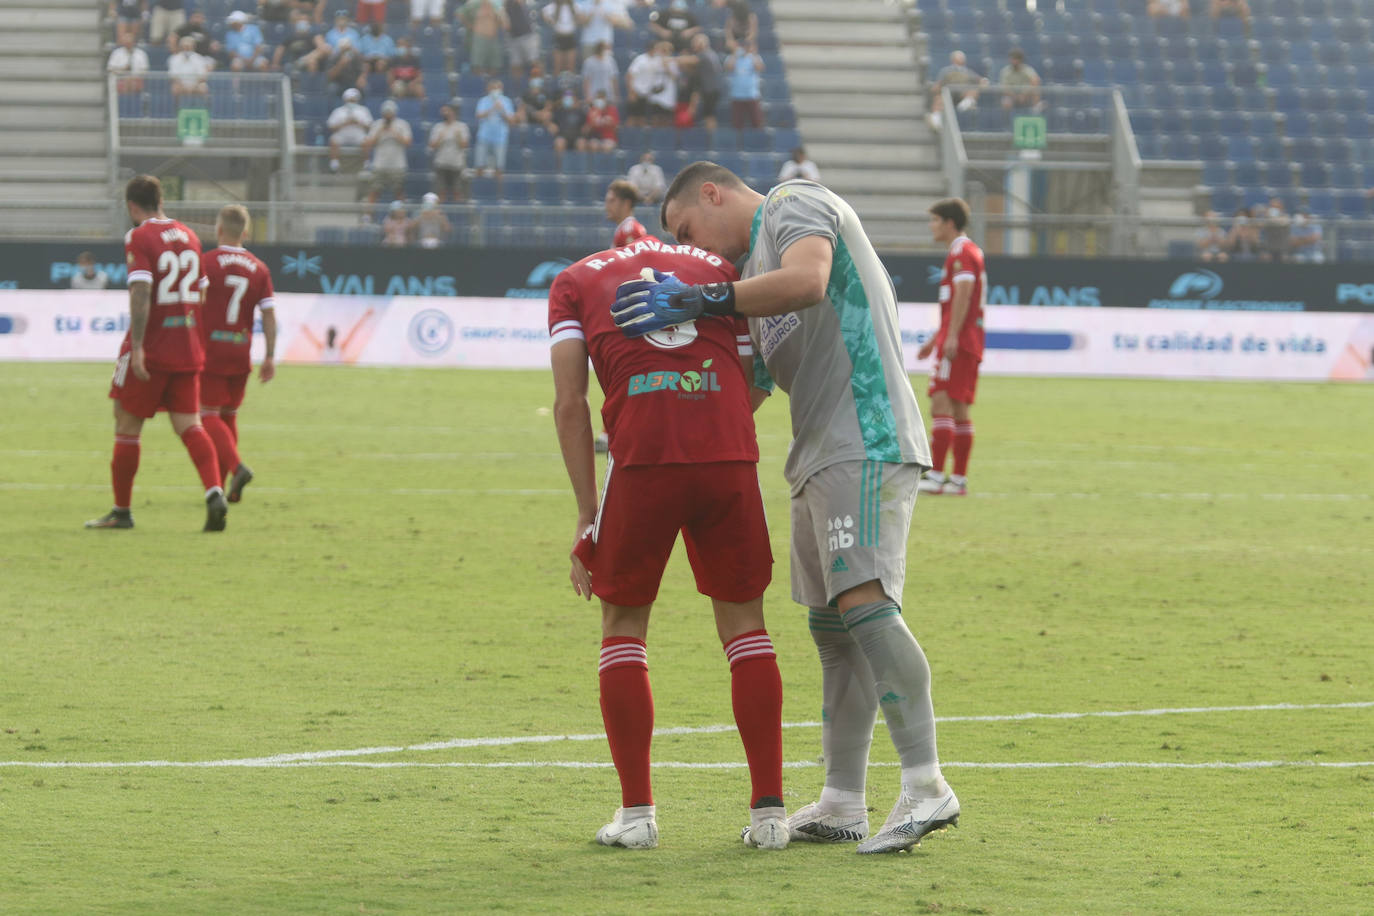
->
<box><xmin>818</xmin><ymin>786</ymin><xmax>866</xmax><ymax>816</ymax></box>
<box><xmin>621</xmin><ymin>804</ymin><xmax>655</xmax><ymax>822</ymax></box>
<box><xmin>949</xmin><ymin>474</ymin><xmax>967</xmax><ymax>486</ymax></box>
<box><xmin>901</xmin><ymin>765</ymin><xmax>948</xmax><ymax>797</ymax></box>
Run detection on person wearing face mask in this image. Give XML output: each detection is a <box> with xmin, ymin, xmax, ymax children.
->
<box><xmin>519</xmin><ymin>64</ymin><xmax>555</xmax><ymax>129</ymax></box>
<box><xmin>362</xmin><ymin>99</ymin><xmax>413</xmax><ymax>206</ymax></box>
<box><xmin>430</xmin><ymin>103</ymin><xmax>471</xmax><ymax>203</ymax></box>
<box><xmin>583</xmin><ymin>89</ymin><xmax>620</xmax><ymax>152</ymax></box>
<box><xmin>474</xmin><ymin>78</ymin><xmax>517</xmax><ymax>184</ymax></box>
<box><xmin>581</xmin><ymin>39</ymin><xmax>620</xmax><ymax>105</ymax></box>
<box><xmin>274</xmin><ymin>12</ymin><xmax>323</xmax><ymax>73</ymax></box>
<box><xmin>388</xmin><ymin>36</ymin><xmax>425</xmax><ymax>98</ymax></box>
<box><xmin>648</xmin><ymin>0</ymin><xmax>700</xmax><ymax>53</ymax></box>
<box><xmin>552</xmin><ymin>89</ymin><xmax>588</xmax><ymax>158</ymax></box>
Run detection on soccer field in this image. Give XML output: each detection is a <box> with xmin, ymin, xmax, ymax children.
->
<box><xmin>2</xmin><ymin>363</ymin><xmax>1371</xmax><ymax>914</ymax></box>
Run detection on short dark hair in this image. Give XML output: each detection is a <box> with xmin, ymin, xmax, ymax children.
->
<box><xmin>659</xmin><ymin>160</ymin><xmax>747</xmax><ymax>232</ymax></box>
<box><xmin>607</xmin><ymin>179</ymin><xmax>639</xmax><ymax>205</ymax></box>
<box><xmin>929</xmin><ymin>197</ymin><xmax>971</xmax><ymax>231</ymax></box>
<box><xmin>125</xmin><ymin>175</ymin><xmax>162</xmax><ymax>212</ymax></box>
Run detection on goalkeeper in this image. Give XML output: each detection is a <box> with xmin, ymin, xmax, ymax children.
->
<box><xmin>613</xmin><ymin>163</ymin><xmax>960</xmax><ymax>855</ymax></box>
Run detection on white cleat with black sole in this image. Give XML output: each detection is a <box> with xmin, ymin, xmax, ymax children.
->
<box><xmin>786</xmin><ymin>803</ymin><xmax>869</xmax><ymax>843</ymax></box>
<box><xmin>596</xmin><ymin>806</ymin><xmax>658</xmax><ymax>850</ymax></box>
<box><xmin>856</xmin><ymin>788</ymin><xmax>959</xmax><ymax>854</ymax></box>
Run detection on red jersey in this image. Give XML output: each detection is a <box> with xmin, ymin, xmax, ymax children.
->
<box><xmin>613</xmin><ymin>215</ymin><xmax>649</xmax><ymax>249</ymax></box>
<box><xmin>200</xmin><ymin>245</ymin><xmax>276</xmax><ymax>376</ymax></box>
<box><xmin>936</xmin><ymin>235</ymin><xmax>986</xmax><ymax>360</ymax></box>
<box><xmin>123</xmin><ymin>217</ymin><xmax>206</xmax><ymax>373</ymax></box>
<box><xmin>548</xmin><ymin>240</ymin><xmax>756</xmax><ymax>468</ymax></box>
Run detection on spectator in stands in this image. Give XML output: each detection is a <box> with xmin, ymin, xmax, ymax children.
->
<box><xmin>461</xmin><ymin>0</ymin><xmax>509</xmax><ymax>77</ymax></box>
<box><xmin>148</xmin><ymin>0</ymin><xmax>185</xmax><ymax>46</ymax></box>
<box><xmin>505</xmin><ymin>0</ymin><xmax>540</xmax><ymax>79</ymax></box>
<box><xmin>389</xmin><ymin>36</ymin><xmax>425</xmax><ymax>98</ymax></box>
<box><xmin>356</xmin><ymin>0</ymin><xmax>388</xmax><ymax>28</ymax></box>
<box><xmin>382</xmin><ymin>200</ymin><xmax>412</xmax><ymax>246</ymax></box>
<box><xmin>578</xmin><ymin>0</ymin><xmax>631</xmax><ymax>59</ymax></box>
<box><xmin>412</xmin><ymin>0</ymin><xmax>443</xmax><ymax>28</ymax></box>
<box><xmin>627</xmin><ymin>149</ymin><xmax>666</xmax><ymax>202</ymax></box>
<box><xmin>1209</xmin><ymin>0</ymin><xmax>1250</xmax><ymax>25</ymax></box>
<box><xmin>998</xmin><ymin>48</ymin><xmax>1042</xmax><ymax>112</ymax></box>
<box><xmin>317</xmin><ymin>12</ymin><xmax>361</xmax><ymax>57</ymax></box>
<box><xmin>71</xmin><ymin>251</ymin><xmax>110</xmax><ymax>290</ymax></box>
<box><xmin>1260</xmin><ymin>197</ymin><xmax>1290</xmax><ymax>262</ymax></box>
<box><xmin>110</xmin><ymin>0</ymin><xmax>146</xmax><ymax>46</ymax></box>
<box><xmin>1194</xmin><ymin>210</ymin><xmax>1229</xmax><ymax>261</ymax></box>
<box><xmin>723</xmin><ymin>0</ymin><xmax>757</xmax><ymax>52</ymax></box>
<box><xmin>169</xmin><ymin>11</ymin><xmax>224</xmax><ymax>66</ymax></box>
<box><xmin>583</xmin><ymin>89</ymin><xmax>620</xmax><ymax>151</ymax></box>
<box><xmin>108</xmin><ymin>32</ymin><xmax>150</xmax><ymax>94</ymax></box>
<box><xmin>1148</xmin><ymin>0</ymin><xmax>1190</xmax><ymax>17</ymax></box>
<box><xmin>649</xmin><ymin>0</ymin><xmax>701</xmax><ymax>53</ymax></box>
<box><xmin>519</xmin><ymin>66</ymin><xmax>555</xmax><ymax>129</ymax></box>
<box><xmin>168</xmin><ymin>35</ymin><xmax>212</xmax><ymax>97</ymax></box>
<box><xmin>474</xmin><ymin>78</ymin><xmax>517</xmax><ymax>184</ymax></box>
<box><xmin>360</xmin><ymin>22</ymin><xmax>397</xmax><ymax>72</ymax></box>
<box><xmin>430</xmin><ymin>102</ymin><xmax>471</xmax><ymax>203</ymax></box>
<box><xmin>363</xmin><ymin>99</ymin><xmax>413</xmax><ymax>204</ymax></box>
<box><xmin>328</xmin><ymin>87</ymin><xmax>373</xmax><ymax>172</ymax></box>
<box><xmin>225</xmin><ymin>11</ymin><xmax>270</xmax><ymax>73</ymax></box>
<box><xmin>582</xmin><ymin>40</ymin><xmax>620</xmax><ymax>105</ymax></box>
<box><xmin>1289</xmin><ymin>210</ymin><xmax>1324</xmax><ymax>263</ymax></box>
<box><xmin>552</xmin><ymin>88</ymin><xmax>588</xmax><ymax>157</ymax></box>
<box><xmin>725</xmin><ymin>39</ymin><xmax>764</xmax><ymax>129</ymax></box>
<box><xmin>415</xmin><ymin>193</ymin><xmax>451</xmax><ymax>247</ymax></box>
<box><xmin>258</xmin><ymin>0</ymin><xmax>294</xmax><ymax>24</ymax></box>
<box><xmin>543</xmin><ymin>0</ymin><xmax>581</xmax><ymax>77</ymax></box>
<box><xmin>327</xmin><ymin>36</ymin><xmax>367</xmax><ymax>96</ymax></box>
<box><xmin>777</xmin><ymin>146</ymin><xmax>821</xmax><ymax>183</ymax></box>
<box><xmin>1225</xmin><ymin>206</ymin><xmax>1262</xmax><ymax>260</ymax></box>
<box><xmin>684</xmin><ymin>31</ymin><xmax>722</xmax><ymax>131</ymax></box>
<box><xmin>928</xmin><ymin>51</ymin><xmax>986</xmax><ymax>131</ymax></box>
<box><xmin>274</xmin><ymin>11</ymin><xmax>322</xmax><ymax>72</ymax></box>
<box><xmin>626</xmin><ymin>40</ymin><xmax>679</xmax><ymax>127</ymax></box>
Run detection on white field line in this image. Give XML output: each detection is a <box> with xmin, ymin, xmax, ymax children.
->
<box><xmin>3</xmin><ymin>759</ymin><xmax>1370</xmax><ymax>771</ymax></box>
<box><xmin>2</xmin><ymin>701</ymin><xmax>1370</xmax><ymax>770</ymax></box>
<box><xmin>1</xmin><ymin>482</ymin><xmax>1368</xmax><ymax>501</ymax></box>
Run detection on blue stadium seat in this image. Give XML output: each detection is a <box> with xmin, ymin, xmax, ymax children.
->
<box><xmin>1329</xmin><ymin>163</ymin><xmax>1363</xmax><ymax>188</ymax></box>
<box><xmin>1198</xmin><ymin>133</ymin><xmax>1229</xmax><ymax>160</ymax></box>
<box><xmin>527</xmin><ymin>146</ymin><xmax>558</xmax><ymax>173</ymax></box>
<box><xmin>1202</xmin><ymin>160</ymin><xmax>1231</xmax><ymax>186</ymax></box>
<box><xmin>1233</xmin><ymin>161</ymin><xmax>1262</xmax><ymax>187</ymax></box>
<box><xmin>533</xmin><ymin>175</ymin><xmax>562</xmax><ymax>203</ymax></box>
<box><xmin>1284</xmin><ymin>112</ymin><xmax>1314</xmax><ymax>137</ymax></box>
<box><xmin>1300</xmin><ymin>161</ymin><xmax>1331</xmax><ymax>187</ymax></box>
<box><xmin>1337</xmin><ymin>190</ymin><xmax>1370</xmax><ymax>217</ymax></box>
<box><xmin>1226</xmin><ymin>135</ymin><xmax>1255</xmax><ymax>160</ymax></box>
<box><xmin>1263</xmin><ymin>161</ymin><xmax>1295</xmax><ymax>187</ymax></box>
<box><xmin>501</xmin><ymin>176</ymin><xmax>533</xmax><ymax>202</ymax></box>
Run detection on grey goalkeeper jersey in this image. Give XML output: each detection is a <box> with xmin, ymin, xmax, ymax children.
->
<box><xmin>745</xmin><ymin>180</ymin><xmax>931</xmax><ymax>495</ymax></box>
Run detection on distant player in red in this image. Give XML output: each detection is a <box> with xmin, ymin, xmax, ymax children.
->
<box><xmin>86</xmin><ymin>175</ymin><xmax>227</xmax><ymax>531</ymax></box>
<box><xmin>199</xmin><ymin>204</ymin><xmax>278</xmax><ymax>503</ymax></box>
<box><xmin>549</xmin><ymin>238</ymin><xmax>788</xmax><ymax>850</ymax></box>
<box><xmin>605</xmin><ymin>178</ymin><xmax>649</xmax><ymax>248</ymax></box>
<box><xmin>918</xmin><ymin>197</ymin><xmax>985</xmax><ymax>496</ymax></box>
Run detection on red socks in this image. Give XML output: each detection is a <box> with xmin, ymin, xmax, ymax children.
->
<box><xmin>953</xmin><ymin>421</ymin><xmax>975</xmax><ymax>478</ymax></box>
<box><xmin>724</xmin><ymin>630</ymin><xmax>784</xmax><ymax>806</ymax></box>
<box><xmin>180</xmin><ymin>425</ymin><xmax>223</xmax><ymax>492</ymax></box>
<box><xmin>930</xmin><ymin>415</ymin><xmax>954</xmax><ymax>473</ymax></box>
<box><xmin>111</xmin><ymin>435</ymin><xmax>140</xmax><ymax>509</ymax></box>
<box><xmin>599</xmin><ymin>637</ymin><xmax>654</xmax><ymax>808</ymax></box>
<box><xmin>201</xmin><ymin>412</ymin><xmax>240</xmax><ymax>480</ymax></box>
<box><xmin>221</xmin><ymin>409</ymin><xmax>238</xmax><ymax>442</ymax></box>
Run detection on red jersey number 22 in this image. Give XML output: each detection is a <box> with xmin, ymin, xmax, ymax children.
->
<box><xmin>156</xmin><ymin>250</ymin><xmax>201</xmax><ymax>305</ymax></box>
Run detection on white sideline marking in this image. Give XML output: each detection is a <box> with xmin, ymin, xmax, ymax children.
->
<box><xmin>2</xmin><ymin>701</ymin><xmax>1369</xmax><ymax>770</ymax></box>
<box><xmin>2</xmin><ymin>482</ymin><xmax>1368</xmax><ymax>501</ymax></box>
<box><xmin>3</xmin><ymin>759</ymin><xmax>1371</xmax><ymax>771</ymax></box>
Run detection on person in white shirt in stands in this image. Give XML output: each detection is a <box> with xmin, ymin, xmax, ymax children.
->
<box><xmin>108</xmin><ymin>32</ymin><xmax>150</xmax><ymax>94</ymax></box>
<box><xmin>168</xmin><ymin>35</ymin><xmax>211</xmax><ymax>97</ymax></box>
<box><xmin>71</xmin><ymin>251</ymin><xmax>110</xmax><ymax>290</ymax></box>
<box><xmin>777</xmin><ymin>146</ymin><xmax>821</xmax><ymax>183</ymax></box>
<box><xmin>626</xmin><ymin>150</ymin><xmax>666</xmax><ymax>203</ymax></box>
<box><xmin>327</xmin><ymin>87</ymin><xmax>374</xmax><ymax>173</ymax></box>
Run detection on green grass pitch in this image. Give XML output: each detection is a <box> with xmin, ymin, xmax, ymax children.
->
<box><xmin>1</xmin><ymin>363</ymin><xmax>1371</xmax><ymax>914</ymax></box>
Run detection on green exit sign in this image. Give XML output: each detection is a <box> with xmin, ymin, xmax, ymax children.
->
<box><xmin>1013</xmin><ymin>115</ymin><xmax>1047</xmax><ymax>150</ymax></box>
<box><xmin>177</xmin><ymin>107</ymin><xmax>210</xmax><ymax>146</ymax></box>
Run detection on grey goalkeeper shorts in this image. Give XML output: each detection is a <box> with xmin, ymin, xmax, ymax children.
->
<box><xmin>789</xmin><ymin>459</ymin><xmax>920</xmax><ymax>608</ymax></box>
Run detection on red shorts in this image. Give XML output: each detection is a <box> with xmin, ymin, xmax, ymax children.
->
<box><xmin>355</xmin><ymin>0</ymin><xmax>386</xmax><ymax>24</ymax></box>
<box><xmin>200</xmin><ymin>371</ymin><xmax>250</xmax><ymax>410</ymax></box>
<box><xmin>108</xmin><ymin>353</ymin><xmax>200</xmax><ymax>418</ymax></box>
<box><xmin>574</xmin><ymin>460</ymin><xmax>773</xmax><ymax>607</ymax></box>
<box><xmin>927</xmin><ymin>350</ymin><xmax>981</xmax><ymax>405</ymax></box>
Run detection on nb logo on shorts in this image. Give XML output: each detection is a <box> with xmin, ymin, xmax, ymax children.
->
<box><xmin>827</xmin><ymin>515</ymin><xmax>854</xmax><ymax>552</ymax></box>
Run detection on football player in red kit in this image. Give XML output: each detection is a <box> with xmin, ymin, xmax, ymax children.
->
<box><xmin>199</xmin><ymin>204</ymin><xmax>277</xmax><ymax>503</ymax></box>
<box><xmin>605</xmin><ymin>178</ymin><xmax>649</xmax><ymax>248</ymax></box>
<box><xmin>86</xmin><ymin>175</ymin><xmax>227</xmax><ymax>532</ymax></box>
<box><xmin>549</xmin><ymin>238</ymin><xmax>787</xmax><ymax>851</ymax></box>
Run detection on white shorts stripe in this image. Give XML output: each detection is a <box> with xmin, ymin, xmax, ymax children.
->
<box><xmin>591</xmin><ymin>455</ymin><xmax>614</xmax><ymax>544</ymax></box>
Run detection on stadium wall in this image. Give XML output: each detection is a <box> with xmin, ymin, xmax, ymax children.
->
<box><xmin>3</xmin><ymin>291</ymin><xmax>1370</xmax><ymax>382</ymax></box>
<box><xmin>4</xmin><ymin>242</ymin><xmax>1374</xmax><ymax>311</ymax></box>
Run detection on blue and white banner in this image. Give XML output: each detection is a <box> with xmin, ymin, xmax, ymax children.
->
<box><xmin>1</xmin><ymin>291</ymin><xmax>1370</xmax><ymax>381</ymax></box>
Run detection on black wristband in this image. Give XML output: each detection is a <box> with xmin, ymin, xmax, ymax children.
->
<box><xmin>696</xmin><ymin>281</ymin><xmax>737</xmax><ymax>316</ymax></box>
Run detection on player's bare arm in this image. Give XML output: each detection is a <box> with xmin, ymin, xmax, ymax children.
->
<box><xmin>551</xmin><ymin>338</ymin><xmax>597</xmax><ymax>600</ymax></box>
<box><xmin>128</xmin><ymin>281</ymin><xmax>152</xmax><ymax>381</ymax></box>
<box><xmin>943</xmin><ymin>276</ymin><xmax>975</xmax><ymax>361</ymax></box>
<box><xmin>260</xmin><ymin>308</ymin><xmax>277</xmax><ymax>382</ymax></box>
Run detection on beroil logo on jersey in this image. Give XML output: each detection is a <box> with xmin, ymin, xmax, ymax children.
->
<box><xmin>627</xmin><ymin>359</ymin><xmax>721</xmax><ymax>399</ymax></box>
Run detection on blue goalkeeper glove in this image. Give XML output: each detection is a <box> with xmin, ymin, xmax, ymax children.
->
<box><xmin>611</xmin><ymin>269</ymin><xmax>736</xmax><ymax>338</ymax></box>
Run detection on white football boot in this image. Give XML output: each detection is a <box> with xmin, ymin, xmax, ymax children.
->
<box><xmin>917</xmin><ymin>471</ymin><xmax>947</xmax><ymax>494</ymax></box>
<box><xmin>596</xmin><ymin>806</ymin><xmax>658</xmax><ymax>849</ymax></box>
<box><xmin>856</xmin><ymin>787</ymin><xmax>959</xmax><ymax>854</ymax></box>
<box><xmin>786</xmin><ymin>802</ymin><xmax>869</xmax><ymax>843</ymax></box>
